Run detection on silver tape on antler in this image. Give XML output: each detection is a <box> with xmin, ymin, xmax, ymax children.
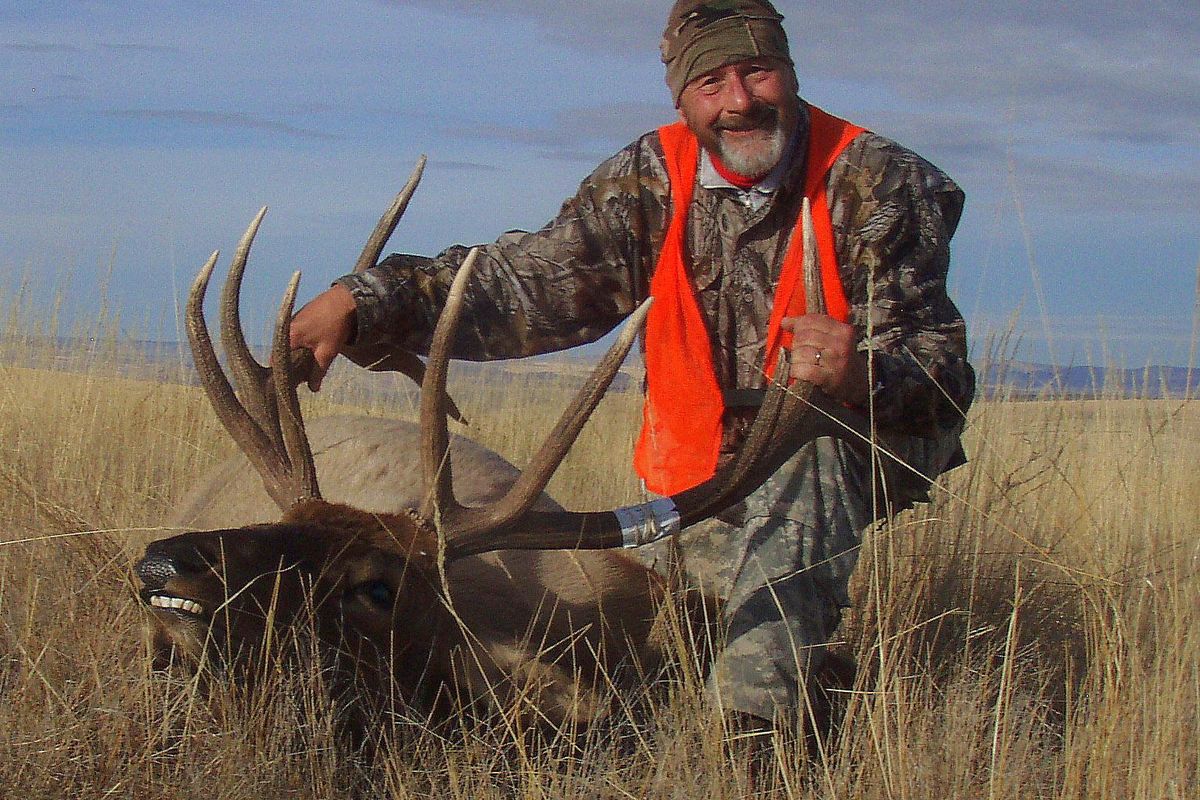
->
<box><xmin>614</xmin><ymin>498</ymin><xmax>681</xmax><ymax>548</ymax></box>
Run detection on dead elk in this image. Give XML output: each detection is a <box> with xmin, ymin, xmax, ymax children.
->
<box><xmin>136</xmin><ymin>164</ymin><xmax>853</xmax><ymax>736</ymax></box>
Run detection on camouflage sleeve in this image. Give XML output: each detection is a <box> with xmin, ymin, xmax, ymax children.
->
<box><xmin>335</xmin><ymin>135</ymin><xmax>669</xmax><ymax>360</ymax></box>
<box><xmin>832</xmin><ymin>134</ymin><xmax>976</xmax><ymax>438</ymax></box>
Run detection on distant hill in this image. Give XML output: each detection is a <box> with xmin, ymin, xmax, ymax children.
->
<box><xmin>980</xmin><ymin>361</ymin><xmax>1199</xmax><ymax>399</ymax></box>
<box><xmin>5</xmin><ymin>336</ymin><xmax>641</xmax><ymax>394</ymax></box>
<box><xmin>7</xmin><ymin>336</ymin><xmax>1197</xmax><ymax>400</ymax></box>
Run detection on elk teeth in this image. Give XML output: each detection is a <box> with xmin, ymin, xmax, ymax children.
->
<box><xmin>149</xmin><ymin>595</ymin><xmax>204</xmax><ymax>616</ymax></box>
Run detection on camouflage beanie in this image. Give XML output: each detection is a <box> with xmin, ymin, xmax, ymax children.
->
<box><xmin>660</xmin><ymin>0</ymin><xmax>792</xmax><ymax>105</ymax></box>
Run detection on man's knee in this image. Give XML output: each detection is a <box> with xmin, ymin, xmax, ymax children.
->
<box><xmin>709</xmin><ymin>582</ymin><xmax>840</xmax><ymax>718</ymax></box>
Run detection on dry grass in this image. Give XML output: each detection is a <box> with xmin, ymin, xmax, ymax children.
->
<box><xmin>0</xmin><ymin>295</ymin><xmax>1196</xmax><ymax>798</ymax></box>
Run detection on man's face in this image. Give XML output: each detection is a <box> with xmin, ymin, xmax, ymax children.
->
<box><xmin>677</xmin><ymin>57</ymin><xmax>799</xmax><ymax>179</ymax></box>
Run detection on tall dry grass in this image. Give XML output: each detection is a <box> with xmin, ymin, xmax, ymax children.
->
<box><xmin>0</xmin><ymin>285</ymin><xmax>1196</xmax><ymax>798</ymax></box>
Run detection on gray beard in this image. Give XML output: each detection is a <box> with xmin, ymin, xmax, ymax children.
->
<box><xmin>715</xmin><ymin>122</ymin><xmax>788</xmax><ymax>179</ymax></box>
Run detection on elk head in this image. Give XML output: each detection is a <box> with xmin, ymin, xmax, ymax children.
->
<box><xmin>139</xmin><ymin>499</ymin><xmax>453</xmax><ymax>715</ymax></box>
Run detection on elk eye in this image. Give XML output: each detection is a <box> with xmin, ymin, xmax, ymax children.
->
<box><xmin>358</xmin><ymin>580</ymin><xmax>393</xmax><ymax>609</ymax></box>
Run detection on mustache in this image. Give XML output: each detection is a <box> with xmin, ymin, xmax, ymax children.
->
<box><xmin>714</xmin><ymin>104</ymin><xmax>780</xmax><ymax>133</ymax></box>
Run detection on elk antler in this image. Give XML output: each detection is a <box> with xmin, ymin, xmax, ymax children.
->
<box><xmin>186</xmin><ymin>215</ymin><xmax>319</xmax><ymax>510</ymax></box>
<box><xmin>430</xmin><ymin>198</ymin><xmax>875</xmax><ymax>559</ymax></box>
<box><xmin>189</xmin><ymin>194</ymin><xmax>873</xmax><ymax>557</ymax></box>
<box><xmin>352</xmin><ymin>155</ymin><xmax>427</xmax><ymax>275</ymax></box>
<box><xmin>326</xmin><ymin>156</ymin><xmax>466</xmax><ymax>423</ymax></box>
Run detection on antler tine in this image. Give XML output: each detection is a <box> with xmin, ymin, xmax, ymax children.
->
<box><xmin>463</xmin><ymin>298</ymin><xmax>653</xmax><ymax>534</ymax></box>
<box><xmin>800</xmin><ymin>198</ymin><xmax>826</xmax><ymax>316</ymax></box>
<box><xmin>338</xmin><ymin>157</ymin><xmax>468</xmax><ymax>423</ymax></box>
<box><xmin>271</xmin><ymin>271</ymin><xmax>320</xmax><ymax>504</ymax></box>
<box><xmin>219</xmin><ymin>206</ymin><xmax>281</xmax><ymax>437</ymax></box>
<box><xmin>186</xmin><ymin>247</ymin><xmax>295</xmax><ymax>511</ymax></box>
<box><xmin>353</xmin><ymin>156</ymin><xmax>427</xmax><ymax>275</ymax></box>
<box><xmin>418</xmin><ymin>247</ymin><xmax>481</xmax><ymax>522</ymax></box>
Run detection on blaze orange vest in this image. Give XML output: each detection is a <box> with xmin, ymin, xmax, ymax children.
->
<box><xmin>632</xmin><ymin>106</ymin><xmax>866</xmax><ymax>495</ymax></box>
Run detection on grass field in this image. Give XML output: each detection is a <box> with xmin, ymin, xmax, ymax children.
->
<box><xmin>0</xmin><ymin>300</ymin><xmax>1196</xmax><ymax>798</ymax></box>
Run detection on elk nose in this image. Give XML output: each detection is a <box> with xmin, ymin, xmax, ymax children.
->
<box><xmin>135</xmin><ymin>551</ymin><xmax>178</xmax><ymax>590</ymax></box>
<box><xmin>137</xmin><ymin>536</ymin><xmax>225</xmax><ymax>588</ymax></box>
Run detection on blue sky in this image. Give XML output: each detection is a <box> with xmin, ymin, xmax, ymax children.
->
<box><xmin>3</xmin><ymin>1</ymin><xmax>1198</xmax><ymax>367</ymax></box>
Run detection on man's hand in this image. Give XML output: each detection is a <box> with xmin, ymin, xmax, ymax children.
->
<box><xmin>780</xmin><ymin>314</ymin><xmax>869</xmax><ymax>407</ymax></box>
<box><xmin>289</xmin><ymin>283</ymin><xmax>357</xmax><ymax>391</ymax></box>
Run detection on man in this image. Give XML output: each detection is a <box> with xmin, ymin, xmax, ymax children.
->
<box><xmin>290</xmin><ymin>0</ymin><xmax>974</xmax><ymax>736</ymax></box>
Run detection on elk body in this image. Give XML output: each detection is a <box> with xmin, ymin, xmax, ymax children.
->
<box><xmin>137</xmin><ymin>161</ymin><xmax>863</xmax><ymax>734</ymax></box>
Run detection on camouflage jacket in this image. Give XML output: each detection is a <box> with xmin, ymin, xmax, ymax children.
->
<box><xmin>338</xmin><ymin>102</ymin><xmax>975</xmax><ymax>442</ymax></box>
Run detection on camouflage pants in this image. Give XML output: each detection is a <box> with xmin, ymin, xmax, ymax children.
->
<box><xmin>647</xmin><ymin>431</ymin><xmax>964</xmax><ymax>724</ymax></box>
